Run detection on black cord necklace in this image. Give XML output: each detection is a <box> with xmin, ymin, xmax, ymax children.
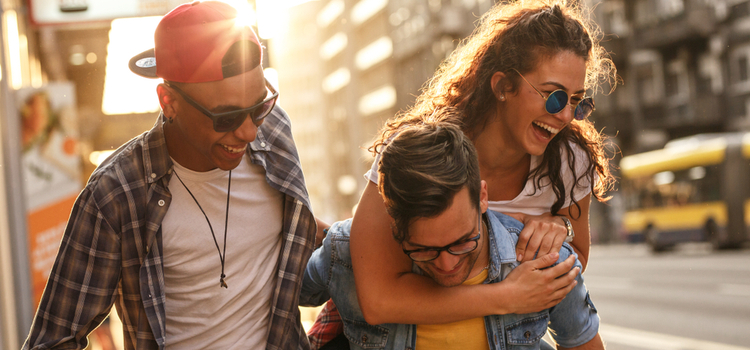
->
<box><xmin>173</xmin><ymin>170</ymin><xmax>231</xmax><ymax>289</ymax></box>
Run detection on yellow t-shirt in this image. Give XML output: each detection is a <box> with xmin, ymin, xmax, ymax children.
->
<box><xmin>415</xmin><ymin>268</ymin><xmax>490</xmax><ymax>350</ymax></box>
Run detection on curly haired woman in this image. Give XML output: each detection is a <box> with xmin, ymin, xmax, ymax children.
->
<box><xmin>311</xmin><ymin>1</ymin><xmax>616</xmax><ymax>348</ymax></box>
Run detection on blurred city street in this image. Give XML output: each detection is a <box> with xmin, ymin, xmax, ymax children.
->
<box><xmin>304</xmin><ymin>242</ymin><xmax>750</xmax><ymax>350</ymax></box>
<box><xmin>586</xmin><ymin>243</ymin><xmax>750</xmax><ymax>350</ymax></box>
<box><xmin>3</xmin><ymin>0</ymin><xmax>750</xmax><ymax>348</ymax></box>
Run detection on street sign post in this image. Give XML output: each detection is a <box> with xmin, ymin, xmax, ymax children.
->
<box><xmin>0</xmin><ymin>7</ymin><xmax>33</xmax><ymax>348</ymax></box>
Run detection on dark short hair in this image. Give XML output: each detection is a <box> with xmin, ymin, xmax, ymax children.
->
<box><xmin>378</xmin><ymin>109</ymin><xmax>481</xmax><ymax>243</ymax></box>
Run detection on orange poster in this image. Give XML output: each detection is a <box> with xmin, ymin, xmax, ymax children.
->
<box><xmin>18</xmin><ymin>82</ymin><xmax>82</xmax><ymax>311</ymax></box>
<box><xmin>26</xmin><ymin>194</ymin><xmax>78</xmax><ymax>307</ymax></box>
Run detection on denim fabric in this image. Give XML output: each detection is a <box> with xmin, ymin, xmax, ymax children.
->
<box><xmin>491</xmin><ymin>213</ymin><xmax>599</xmax><ymax>348</ymax></box>
<box><xmin>301</xmin><ymin>211</ymin><xmax>599</xmax><ymax>350</ymax></box>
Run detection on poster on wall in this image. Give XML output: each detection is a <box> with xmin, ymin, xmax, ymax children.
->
<box><xmin>18</xmin><ymin>82</ymin><xmax>82</xmax><ymax>308</ymax></box>
<box><xmin>27</xmin><ymin>0</ymin><xmax>190</xmax><ymax>25</ymax></box>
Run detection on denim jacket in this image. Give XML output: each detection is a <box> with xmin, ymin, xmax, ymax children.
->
<box><xmin>300</xmin><ymin>211</ymin><xmax>599</xmax><ymax>350</ymax></box>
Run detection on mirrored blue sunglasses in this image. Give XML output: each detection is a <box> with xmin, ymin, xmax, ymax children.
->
<box><xmin>512</xmin><ymin>69</ymin><xmax>595</xmax><ymax>120</ymax></box>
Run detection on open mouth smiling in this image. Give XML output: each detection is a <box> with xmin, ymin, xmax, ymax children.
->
<box><xmin>532</xmin><ymin>121</ymin><xmax>561</xmax><ymax>139</ymax></box>
<box><xmin>221</xmin><ymin>144</ymin><xmax>246</xmax><ymax>154</ymax></box>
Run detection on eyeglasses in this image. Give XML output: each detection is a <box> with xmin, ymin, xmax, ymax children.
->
<box><xmin>512</xmin><ymin>69</ymin><xmax>595</xmax><ymax>120</ymax></box>
<box><xmin>165</xmin><ymin>78</ymin><xmax>278</xmax><ymax>132</ymax></box>
<box><xmin>402</xmin><ymin>212</ymin><xmax>482</xmax><ymax>262</ymax></box>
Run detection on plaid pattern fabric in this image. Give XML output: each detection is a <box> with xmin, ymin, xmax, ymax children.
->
<box><xmin>307</xmin><ymin>299</ymin><xmax>344</xmax><ymax>349</ymax></box>
<box><xmin>24</xmin><ymin>107</ymin><xmax>316</xmax><ymax>350</ymax></box>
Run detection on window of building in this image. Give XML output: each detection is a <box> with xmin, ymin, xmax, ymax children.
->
<box><xmin>355</xmin><ymin>36</ymin><xmax>392</xmax><ymax>70</ymax></box>
<box><xmin>665</xmin><ymin>70</ymin><xmax>679</xmax><ymax>97</ymax></box>
<box><xmin>657</xmin><ymin>0</ymin><xmax>684</xmax><ymax>18</ymax></box>
<box><xmin>322</xmin><ymin>68</ymin><xmax>350</xmax><ymax>94</ymax></box>
<box><xmin>634</xmin><ymin>0</ymin><xmax>658</xmax><ymax>26</ymax></box>
<box><xmin>631</xmin><ymin>50</ymin><xmax>664</xmax><ymax>106</ymax></box>
<box><xmin>602</xmin><ymin>0</ymin><xmax>629</xmax><ymax>37</ymax></box>
<box><xmin>616</xmin><ymin>80</ymin><xmax>633</xmax><ymax>111</ymax></box>
<box><xmin>320</xmin><ymin>32</ymin><xmax>347</xmax><ymax>60</ymax></box>
<box><xmin>351</xmin><ymin>0</ymin><xmax>387</xmax><ymax>26</ymax></box>
<box><xmin>634</xmin><ymin>0</ymin><xmax>685</xmax><ymax>26</ymax></box>
<box><xmin>729</xmin><ymin>44</ymin><xmax>750</xmax><ymax>94</ymax></box>
<box><xmin>318</xmin><ymin>0</ymin><xmax>345</xmax><ymax>27</ymax></box>
<box><xmin>359</xmin><ymin>85</ymin><xmax>396</xmax><ymax>116</ymax></box>
<box><xmin>740</xmin><ymin>56</ymin><xmax>749</xmax><ymax>82</ymax></box>
<box><xmin>665</xmin><ymin>59</ymin><xmax>688</xmax><ymax>106</ymax></box>
<box><xmin>697</xmin><ymin>53</ymin><xmax>723</xmax><ymax>95</ymax></box>
<box><xmin>637</xmin><ymin>65</ymin><xmax>658</xmax><ymax>105</ymax></box>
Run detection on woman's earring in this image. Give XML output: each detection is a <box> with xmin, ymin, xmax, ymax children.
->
<box><xmin>499</xmin><ymin>94</ymin><xmax>505</xmax><ymax>101</ymax></box>
<box><xmin>168</xmin><ymin>117</ymin><xmax>174</xmax><ymax>124</ymax></box>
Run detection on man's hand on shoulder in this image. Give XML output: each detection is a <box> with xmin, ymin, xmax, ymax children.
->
<box><xmin>500</xmin><ymin>253</ymin><xmax>579</xmax><ymax>314</ymax></box>
<box><xmin>505</xmin><ymin>212</ymin><xmax>568</xmax><ymax>263</ymax></box>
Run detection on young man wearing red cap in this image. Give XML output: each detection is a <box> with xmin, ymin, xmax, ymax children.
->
<box><xmin>24</xmin><ymin>2</ymin><xmax>318</xmax><ymax>349</ymax></box>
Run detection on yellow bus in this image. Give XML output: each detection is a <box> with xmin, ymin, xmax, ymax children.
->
<box><xmin>620</xmin><ymin>133</ymin><xmax>750</xmax><ymax>251</ymax></box>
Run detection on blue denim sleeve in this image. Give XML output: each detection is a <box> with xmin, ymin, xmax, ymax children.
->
<box><xmin>547</xmin><ymin>244</ymin><xmax>600</xmax><ymax>347</ymax></box>
<box><xmin>299</xmin><ymin>224</ymin><xmax>334</xmax><ymax>307</ymax></box>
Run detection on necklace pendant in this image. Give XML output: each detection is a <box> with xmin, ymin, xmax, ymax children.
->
<box><xmin>220</xmin><ymin>275</ymin><xmax>228</xmax><ymax>289</ymax></box>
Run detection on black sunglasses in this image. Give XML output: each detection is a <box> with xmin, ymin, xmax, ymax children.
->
<box><xmin>402</xmin><ymin>212</ymin><xmax>482</xmax><ymax>262</ymax></box>
<box><xmin>165</xmin><ymin>78</ymin><xmax>278</xmax><ymax>132</ymax></box>
<box><xmin>512</xmin><ymin>69</ymin><xmax>595</xmax><ymax>120</ymax></box>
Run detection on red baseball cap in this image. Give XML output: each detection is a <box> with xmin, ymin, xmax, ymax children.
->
<box><xmin>129</xmin><ymin>0</ymin><xmax>262</xmax><ymax>83</ymax></box>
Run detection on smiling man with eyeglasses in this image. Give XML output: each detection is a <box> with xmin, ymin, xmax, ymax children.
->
<box><xmin>24</xmin><ymin>2</ymin><xmax>319</xmax><ymax>350</ymax></box>
<box><xmin>301</xmin><ymin>114</ymin><xmax>604</xmax><ymax>350</ymax></box>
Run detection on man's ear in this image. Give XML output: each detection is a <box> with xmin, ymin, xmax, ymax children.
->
<box><xmin>156</xmin><ymin>84</ymin><xmax>176</xmax><ymax>118</ymax></box>
<box><xmin>490</xmin><ymin>71</ymin><xmax>507</xmax><ymax>101</ymax></box>
<box><xmin>480</xmin><ymin>180</ymin><xmax>489</xmax><ymax>214</ymax></box>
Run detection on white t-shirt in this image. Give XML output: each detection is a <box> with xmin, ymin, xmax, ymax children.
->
<box><xmin>162</xmin><ymin>154</ymin><xmax>283</xmax><ymax>349</ymax></box>
<box><xmin>365</xmin><ymin>142</ymin><xmax>593</xmax><ymax>215</ymax></box>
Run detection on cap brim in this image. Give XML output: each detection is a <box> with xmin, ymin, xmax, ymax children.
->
<box><xmin>129</xmin><ymin>48</ymin><xmax>158</xmax><ymax>79</ymax></box>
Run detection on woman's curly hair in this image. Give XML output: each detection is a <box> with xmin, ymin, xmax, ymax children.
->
<box><xmin>371</xmin><ymin>0</ymin><xmax>617</xmax><ymax>217</ymax></box>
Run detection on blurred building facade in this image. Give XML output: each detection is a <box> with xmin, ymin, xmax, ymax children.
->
<box><xmin>272</xmin><ymin>0</ymin><xmax>496</xmax><ymax>221</ymax></box>
<box><xmin>270</xmin><ymin>0</ymin><xmax>333</xmax><ymax>220</ymax></box>
<box><xmin>274</xmin><ymin>0</ymin><xmax>750</xmax><ymax>229</ymax></box>
<box><xmin>8</xmin><ymin>0</ymin><xmax>750</xmax><ymax>256</ymax></box>
<box><xmin>593</xmin><ymin>0</ymin><xmax>750</xmax><ymax>154</ymax></box>
<box><xmin>585</xmin><ymin>0</ymin><xmax>750</xmax><ymax>242</ymax></box>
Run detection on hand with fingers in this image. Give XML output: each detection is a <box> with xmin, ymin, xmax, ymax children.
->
<box><xmin>500</xmin><ymin>252</ymin><xmax>579</xmax><ymax>314</ymax></box>
<box><xmin>505</xmin><ymin>212</ymin><xmax>569</xmax><ymax>263</ymax></box>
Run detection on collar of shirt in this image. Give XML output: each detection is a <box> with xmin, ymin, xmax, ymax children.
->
<box><xmin>485</xmin><ymin>211</ymin><xmax>522</xmax><ymax>281</ymax></box>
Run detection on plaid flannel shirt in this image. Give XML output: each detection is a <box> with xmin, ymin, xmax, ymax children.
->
<box><xmin>307</xmin><ymin>299</ymin><xmax>344</xmax><ymax>349</ymax></box>
<box><xmin>24</xmin><ymin>106</ymin><xmax>316</xmax><ymax>350</ymax></box>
